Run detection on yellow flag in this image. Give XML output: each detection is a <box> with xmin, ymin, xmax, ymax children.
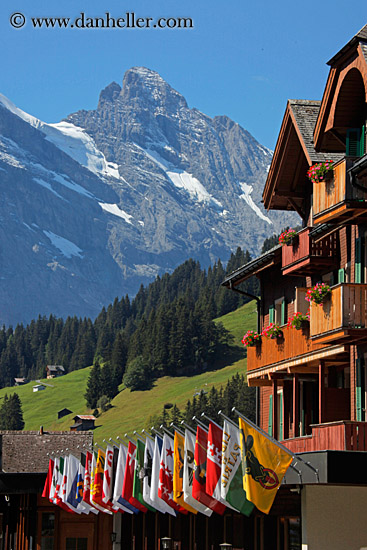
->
<box><xmin>239</xmin><ymin>417</ymin><xmax>293</xmax><ymax>514</ymax></box>
<box><xmin>173</xmin><ymin>431</ymin><xmax>197</xmax><ymax>514</ymax></box>
<box><xmin>92</xmin><ymin>449</ymin><xmax>105</xmax><ymax>500</ymax></box>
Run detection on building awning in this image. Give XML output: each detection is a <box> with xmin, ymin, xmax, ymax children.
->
<box><xmin>283</xmin><ymin>450</ymin><xmax>367</xmax><ymax>485</ymax></box>
<box><xmin>222</xmin><ymin>246</ymin><xmax>281</xmax><ymax>288</ymax></box>
<box><xmin>247</xmin><ymin>344</ymin><xmax>347</xmax><ymax>384</ymax></box>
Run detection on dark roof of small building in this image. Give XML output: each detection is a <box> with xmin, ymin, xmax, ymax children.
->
<box><xmin>0</xmin><ymin>431</ymin><xmax>93</xmax><ymax>474</ymax></box>
<box><xmin>57</xmin><ymin>407</ymin><xmax>72</xmax><ymax>414</ymax></box>
<box><xmin>46</xmin><ymin>365</ymin><xmax>65</xmax><ymax>372</ymax></box>
<box><xmin>289</xmin><ymin>100</ymin><xmax>342</xmax><ymax>164</ymax></box>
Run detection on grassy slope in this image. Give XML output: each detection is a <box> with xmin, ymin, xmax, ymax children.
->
<box><xmin>0</xmin><ymin>301</ymin><xmax>256</xmax><ymax>443</ymax></box>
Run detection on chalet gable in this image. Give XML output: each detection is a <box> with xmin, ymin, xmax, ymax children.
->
<box><xmin>314</xmin><ymin>24</ymin><xmax>367</xmax><ymax>153</ymax></box>
<box><xmin>263</xmin><ymin>99</ymin><xmax>341</xmax><ymax>216</ymax></box>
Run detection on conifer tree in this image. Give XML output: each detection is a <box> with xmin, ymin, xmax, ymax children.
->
<box><xmin>84</xmin><ymin>361</ymin><xmax>102</xmax><ymax>409</ymax></box>
<box><xmin>0</xmin><ymin>393</ymin><xmax>24</xmax><ymax>430</ymax></box>
<box><xmin>100</xmin><ymin>362</ymin><xmax>117</xmax><ymax>400</ymax></box>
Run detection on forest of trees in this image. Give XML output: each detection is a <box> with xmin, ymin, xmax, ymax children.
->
<box><xmin>148</xmin><ymin>373</ymin><xmax>256</xmax><ymax>429</ymax></box>
<box><xmin>0</xmin><ymin>246</ymin><xmax>261</xmax><ymax>395</ymax></box>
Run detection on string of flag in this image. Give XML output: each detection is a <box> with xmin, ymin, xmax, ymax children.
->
<box><xmin>42</xmin><ymin>410</ymin><xmax>294</xmax><ymax>516</ymax></box>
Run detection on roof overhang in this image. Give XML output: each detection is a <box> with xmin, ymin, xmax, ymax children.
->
<box><xmin>263</xmin><ymin>101</ymin><xmax>313</xmax><ymax>214</ymax></box>
<box><xmin>247</xmin><ymin>344</ymin><xmax>347</xmax><ymax>385</ymax></box>
<box><xmin>222</xmin><ymin>247</ymin><xmax>281</xmax><ymax>288</ymax></box>
<box><xmin>314</xmin><ymin>43</ymin><xmax>367</xmax><ymax>152</ymax></box>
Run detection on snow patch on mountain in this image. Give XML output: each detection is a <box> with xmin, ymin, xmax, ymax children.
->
<box><xmin>0</xmin><ymin>93</ymin><xmax>121</xmax><ymax>182</ymax></box>
<box><xmin>0</xmin><ymin>93</ymin><xmax>40</xmax><ymax>127</ymax></box>
<box><xmin>99</xmin><ymin>203</ymin><xmax>133</xmax><ymax>224</ymax></box>
<box><xmin>142</xmin><ymin>147</ymin><xmax>222</xmax><ymax>208</ymax></box>
<box><xmin>32</xmin><ymin>178</ymin><xmax>66</xmax><ymax>201</ymax></box>
<box><xmin>46</xmin><ymin>121</ymin><xmax>121</xmax><ymax>180</ymax></box>
<box><xmin>167</xmin><ymin>169</ymin><xmax>222</xmax><ymax>207</ymax></box>
<box><xmin>43</xmin><ymin>231</ymin><xmax>83</xmax><ymax>258</ymax></box>
<box><xmin>238</xmin><ymin>182</ymin><xmax>272</xmax><ymax>225</ymax></box>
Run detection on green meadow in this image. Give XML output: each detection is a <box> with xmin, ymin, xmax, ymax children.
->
<box><xmin>0</xmin><ymin>301</ymin><xmax>256</xmax><ymax>444</ymax></box>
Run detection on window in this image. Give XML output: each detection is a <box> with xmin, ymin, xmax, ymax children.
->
<box><xmin>274</xmin><ymin>297</ymin><xmax>286</xmax><ymax>326</ymax></box>
<box><xmin>294</xmin><ymin>287</ymin><xmax>308</xmax><ymax>315</ymax></box>
<box><xmin>41</xmin><ymin>513</ymin><xmax>55</xmax><ymax>550</ymax></box>
<box><xmin>65</xmin><ymin>539</ymin><xmax>88</xmax><ymax>550</ymax></box>
<box><xmin>346</xmin><ymin>127</ymin><xmax>365</xmax><ymax>157</ymax></box>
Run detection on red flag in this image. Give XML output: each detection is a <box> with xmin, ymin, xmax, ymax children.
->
<box><xmin>207</xmin><ymin>422</ymin><xmax>235</xmax><ymax>509</ymax></box>
<box><xmin>206</xmin><ymin>422</ymin><xmax>222</xmax><ymax>498</ymax></box>
<box><xmin>102</xmin><ymin>444</ymin><xmax>114</xmax><ymax>505</ymax></box>
<box><xmin>83</xmin><ymin>451</ymin><xmax>93</xmax><ymax>506</ymax></box>
<box><xmin>42</xmin><ymin>458</ymin><xmax>54</xmax><ymax>498</ymax></box>
<box><xmin>122</xmin><ymin>441</ymin><xmax>147</xmax><ymax>512</ymax></box>
<box><xmin>192</xmin><ymin>426</ymin><xmax>225</xmax><ymax>514</ymax></box>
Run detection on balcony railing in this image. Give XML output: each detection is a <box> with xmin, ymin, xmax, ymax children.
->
<box><xmin>313</xmin><ymin>157</ymin><xmax>367</xmax><ymax>224</ymax></box>
<box><xmin>310</xmin><ymin>283</ymin><xmax>367</xmax><ymax>343</ymax></box>
<box><xmin>281</xmin><ymin>227</ymin><xmax>337</xmax><ymax>276</ymax></box>
<box><xmin>247</xmin><ymin>323</ymin><xmax>326</xmax><ymax>373</ymax></box>
<box><xmin>282</xmin><ymin>421</ymin><xmax>367</xmax><ymax>453</ymax></box>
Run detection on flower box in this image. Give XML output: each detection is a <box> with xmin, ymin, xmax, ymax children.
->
<box><xmin>305</xmin><ymin>283</ymin><xmax>331</xmax><ymax>305</ymax></box>
<box><xmin>279</xmin><ymin>228</ymin><xmax>298</xmax><ymax>246</ymax></box>
<box><xmin>242</xmin><ymin>330</ymin><xmax>261</xmax><ymax>347</ymax></box>
<box><xmin>307</xmin><ymin>160</ymin><xmax>334</xmax><ymax>184</ymax></box>
<box><xmin>261</xmin><ymin>323</ymin><xmax>283</xmax><ymax>339</ymax></box>
<box><xmin>287</xmin><ymin>311</ymin><xmax>310</xmax><ymax>330</ymax></box>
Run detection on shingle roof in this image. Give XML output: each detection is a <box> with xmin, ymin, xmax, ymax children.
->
<box><xmin>355</xmin><ymin>23</ymin><xmax>367</xmax><ymax>41</ymax></box>
<box><xmin>328</xmin><ymin>24</ymin><xmax>367</xmax><ymax>65</ymax></box>
<box><xmin>47</xmin><ymin>365</ymin><xmax>65</xmax><ymax>372</ymax></box>
<box><xmin>0</xmin><ymin>431</ymin><xmax>93</xmax><ymax>473</ymax></box>
<box><xmin>289</xmin><ymin>100</ymin><xmax>343</xmax><ymax>163</ymax></box>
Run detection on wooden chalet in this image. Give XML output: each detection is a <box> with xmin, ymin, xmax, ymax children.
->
<box><xmin>223</xmin><ymin>23</ymin><xmax>367</xmax><ymax>550</ymax></box>
<box><xmin>70</xmin><ymin>415</ymin><xmax>96</xmax><ymax>431</ymax></box>
<box><xmin>46</xmin><ymin>365</ymin><xmax>65</xmax><ymax>379</ymax></box>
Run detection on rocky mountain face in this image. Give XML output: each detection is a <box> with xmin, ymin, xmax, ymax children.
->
<box><xmin>0</xmin><ymin>68</ymin><xmax>297</xmax><ymax>325</ymax></box>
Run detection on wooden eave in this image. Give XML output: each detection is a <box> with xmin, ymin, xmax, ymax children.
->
<box><xmin>247</xmin><ymin>344</ymin><xmax>348</xmax><ymax>386</ymax></box>
<box><xmin>314</xmin><ymin>67</ymin><xmax>339</xmax><ymax>151</ymax></box>
<box><xmin>263</xmin><ymin>102</ymin><xmax>311</xmax><ymax>212</ymax></box>
<box><xmin>314</xmin><ymin>44</ymin><xmax>367</xmax><ymax>152</ymax></box>
<box><xmin>222</xmin><ymin>247</ymin><xmax>281</xmax><ymax>288</ymax></box>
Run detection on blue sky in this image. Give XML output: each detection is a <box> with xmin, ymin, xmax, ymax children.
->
<box><xmin>1</xmin><ymin>0</ymin><xmax>366</xmax><ymax>149</ymax></box>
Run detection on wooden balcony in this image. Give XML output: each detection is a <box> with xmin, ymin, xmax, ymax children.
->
<box><xmin>313</xmin><ymin>157</ymin><xmax>367</xmax><ymax>225</ymax></box>
<box><xmin>281</xmin><ymin>228</ymin><xmax>337</xmax><ymax>276</ymax></box>
<box><xmin>247</xmin><ymin>324</ymin><xmax>328</xmax><ymax>377</ymax></box>
<box><xmin>282</xmin><ymin>421</ymin><xmax>367</xmax><ymax>453</ymax></box>
<box><xmin>310</xmin><ymin>283</ymin><xmax>367</xmax><ymax>344</ymax></box>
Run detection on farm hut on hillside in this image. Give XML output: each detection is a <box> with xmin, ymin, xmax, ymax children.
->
<box><xmin>46</xmin><ymin>365</ymin><xmax>65</xmax><ymax>379</ymax></box>
<box><xmin>70</xmin><ymin>415</ymin><xmax>96</xmax><ymax>431</ymax></box>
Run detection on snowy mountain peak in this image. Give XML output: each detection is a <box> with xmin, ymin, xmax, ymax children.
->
<box><xmin>121</xmin><ymin>66</ymin><xmax>188</xmax><ymax>110</ymax></box>
<box><xmin>0</xmin><ymin>68</ymin><xmax>298</xmax><ymax>325</ymax></box>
